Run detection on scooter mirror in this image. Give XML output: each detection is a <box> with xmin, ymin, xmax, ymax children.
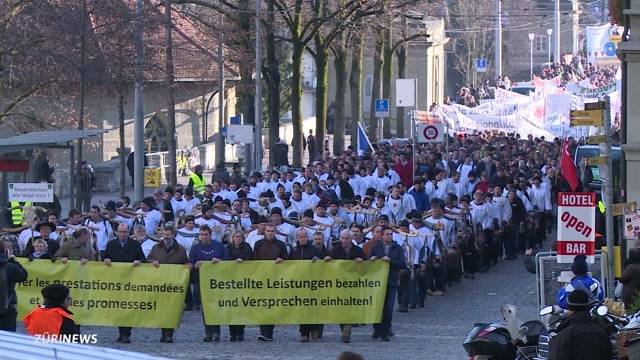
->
<box><xmin>540</xmin><ymin>306</ymin><xmax>554</xmax><ymax>316</ymax></box>
<box><xmin>597</xmin><ymin>305</ymin><xmax>608</xmax><ymax>316</ymax></box>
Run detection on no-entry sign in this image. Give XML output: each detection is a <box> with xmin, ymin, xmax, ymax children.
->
<box><xmin>557</xmin><ymin>192</ymin><xmax>596</xmax><ymax>264</ymax></box>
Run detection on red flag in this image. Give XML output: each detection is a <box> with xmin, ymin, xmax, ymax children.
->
<box><xmin>560</xmin><ymin>139</ymin><xmax>579</xmax><ymax>191</ymax></box>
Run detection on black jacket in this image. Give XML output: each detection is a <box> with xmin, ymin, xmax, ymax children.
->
<box><xmin>371</xmin><ymin>241</ymin><xmax>406</xmax><ymax>288</ymax></box>
<box><xmin>0</xmin><ymin>255</ymin><xmax>28</xmax><ymax>312</ymax></box>
<box><xmin>548</xmin><ymin>311</ymin><xmax>612</xmax><ymax>360</ymax></box>
<box><xmin>23</xmin><ymin>237</ymin><xmax>59</xmax><ymax>259</ymax></box>
<box><xmin>621</xmin><ymin>263</ymin><xmax>640</xmax><ymax>309</ymax></box>
<box><xmin>103</xmin><ymin>239</ymin><xmax>146</xmax><ymax>263</ymax></box>
<box><xmin>226</xmin><ymin>242</ymin><xmax>253</xmax><ymax>260</ymax></box>
<box><xmin>330</xmin><ymin>244</ymin><xmax>365</xmax><ymax>260</ymax></box>
<box><xmin>290</xmin><ymin>243</ymin><xmax>323</xmax><ymax>260</ymax></box>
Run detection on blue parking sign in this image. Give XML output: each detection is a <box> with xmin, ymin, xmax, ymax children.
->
<box><xmin>375</xmin><ymin>99</ymin><xmax>390</xmax><ymax>117</ymax></box>
<box><xmin>475</xmin><ymin>58</ymin><xmax>488</xmax><ymax>73</ymax></box>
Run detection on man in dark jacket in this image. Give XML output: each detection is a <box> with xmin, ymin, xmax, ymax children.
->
<box><xmin>103</xmin><ymin>223</ymin><xmax>146</xmax><ymax>343</ymax></box>
<box><xmin>0</xmin><ymin>241</ymin><xmax>28</xmax><ymax>331</ymax></box>
<box><xmin>252</xmin><ymin>224</ymin><xmax>287</xmax><ymax>342</ymax></box>
<box><xmin>329</xmin><ymin>229</ymin><xmax>366</xmax><ymax>343</ymax></box>
<box><xmin>548</xmin><ymin>289</ymin><xmax>612</xmax><ymax>360</ymax></box>
<box><xmin>621</xmin><ymin>248</ymin><xmax>640</xmax><ymax>310</ymax></box>
<box><xmin>370</xmin><ymin>226</ymin><xmax>406</xmax><ymax>341</ymax></box>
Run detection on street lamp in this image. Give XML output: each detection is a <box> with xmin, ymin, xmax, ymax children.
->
<box><xmin>528</xmin><ymin>33</ymin><xmax>535</xmax><ymax>80</ymax></box>
<box><xmin>546</xmin><ymin>28</ymin><xmax>553</xmax><ymax>63</ymax></box>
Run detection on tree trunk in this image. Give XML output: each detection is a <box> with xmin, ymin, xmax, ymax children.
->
<box><xmin>291</xmin><ymin>43</ymin><xmax>304</xmax><ymax>167</ymax></box>
<box><xmin>265</xmin><ymin>3</ymin><xmax>280</xmax><ymax>168</ymax></box>
<box><xmin>382</xmin><ymin>22</ymin><xmax>393</xmax><ymax>139</ymax></box>
<box><xmin>396</xmin><ymin>38</ymin><xmax>407</xmax><ymax>138</ymax></box>
<box><xmin>119</xmin><ymin>93</ymin><xmax>126</xmax><ymax>196</ymax></box>
<box><xmin>349</xmin><ymin>34</ymin><xmax>363</xmax><ymax>148</ymax></box>
<box><xmin>333</xmin><ymin>48</ymin><xmax>347</xmax><ymax>154</ymax></box>
<box><xmin>163</xmin><ymin>0</ymin><xmax>177</xmax><ymax>186</ymax></box>
<box><xmin>369</xmin><ymin>33</ymin><xmax>384</xmax><ymax>142</ymax></box>
<box><xmin>314</xmin><ymin>45</ymin><xmax>329</xmax><ymax>157</ymax></box>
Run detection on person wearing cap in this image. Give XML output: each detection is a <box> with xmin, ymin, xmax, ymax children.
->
<box><xmin>54</xmin><ymin>227</ymin><xmax>95</xmax><ymax>263</ymax></box>
<box><xmin>548</xmin><ymin>288</ymin><xmax>612</xmax><ymax>360</ymax></box>
<box><xmin>556</xmin><ymin>255</ymin><xmax>604</xmax><ymax>310</ymax></box>
<box><xmin>103</xmin><ymin>222</ymin><xmax>146</xmax><ymax>343</ymax></box>
<box><xmin>22</xmin><ymin>221</ymin><xmax>60</xmax><ymax>258</ymax></box>
<box><xmin>187</xmin><ymin>165</ymin><xmax>206</xmax><ymax>196</ymax></box>
<box><xmin>24</xmin><ymin>283</ymin><xmax>78</xmax><ymax>336</ymax></box>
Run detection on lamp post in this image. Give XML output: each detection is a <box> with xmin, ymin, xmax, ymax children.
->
<box><xmin>546</xmin><ymin>28</ymin><xmax>553</xmax><ymax>63</ymax></box>
<box><xmin>528</xmin><ymin>33</ymin><xmax>535</xmax><ymax>80</ymax></box>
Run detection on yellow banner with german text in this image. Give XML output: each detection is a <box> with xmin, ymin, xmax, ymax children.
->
<box><xmin>200</xmin><ymin>260</ymin><xmax>389</xmax><ymax>325</ymax></box>
<box><xmin>15</xmin><ymin>259</ymin><xmax>189</xmax><ymax>328</ymax></box>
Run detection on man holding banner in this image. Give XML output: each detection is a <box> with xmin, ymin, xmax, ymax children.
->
<box><xmin>147</xmin><ymin>222</ymin><xmax>189</xmax><ymax>343</ymax></box>
<box><xmin>251</xmin><ymin>224</ymin><xmax>288</xmax><ymax>342</ymax></box>
<box><xmin>103</xmin><ymin>222</ymin><xmax>146</xmax><ymax>343</ymax></box>
<box><xmin>370</xmin><ymin>227</ymin><xmax>405</xmax><ymax>342</ymax></box>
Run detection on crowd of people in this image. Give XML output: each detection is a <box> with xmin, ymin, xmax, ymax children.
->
<box><xmin>537</xmin><ymin>53</ymin><xmax>619</xmax><ymax>88</ymax></box>
<box><xmin>2</xmin><ymin>131</ymin><xmax>589</xmax><ymax>344</ymax></box>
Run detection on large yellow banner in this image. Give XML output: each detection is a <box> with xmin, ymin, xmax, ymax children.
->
<box><xmin>15</xmin><ymin>259</ymin><xmax>190</xmax><ymax>328</ymax></box>
<box><xmin>199</xmin><ymin>260</ymin><xmax>389</xmax><ymax>325</ymax></box>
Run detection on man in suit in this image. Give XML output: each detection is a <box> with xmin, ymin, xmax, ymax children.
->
<box><xmin>370</xmin><ymin>226</ymin><xmax>406</xmax><ymax>341</ymax></box>
<box><xmin>102</xmin><ymin>223</ymin><xmax>146</xmax><ymax>343</ymax></box>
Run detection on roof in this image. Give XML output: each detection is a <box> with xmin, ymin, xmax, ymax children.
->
<box><xmin>0</xmin><ymin>330</ymin><xmax>168</xmax><ymax>360</ymax></box>
<box><xmin>0</xmin><ymin>129</ymin><xmax>107</xmax><ymax>154</ymax></box>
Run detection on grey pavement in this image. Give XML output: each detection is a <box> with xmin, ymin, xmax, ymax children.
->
<box><xmin>17</xmin><ymin>256</ymin><xmax>539</xmax><ymax>360</ymax></box>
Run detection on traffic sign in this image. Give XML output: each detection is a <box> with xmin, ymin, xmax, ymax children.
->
<box><xmin>570</xmin><ymin>109</ymin><xmax>604</xmax><ymax>126</ymax></box>
<box><xmin>587</xmin><ymin>156</ymin><xmax>607</xmax><ymax>166</ymax></box>
<box><xmin>586</xmin><ymin>135</ymin><xmax>607</xmax><ymax>145</ymax></box>
<box><xmin>557</xmin><ymin>192</ymin><xmax>596</xmax><ymax>263</ymax></box>
<box><xmin>475</xmin><ymin>58</ymin><xmax>488</xmax><ymax>73</ymax></box>
<box><xmin>230</xmin><ymin>114</ymin><xmax>242</xmax><ymax>125</ymax></box>
<box><xmin>584</xmin><ymin>101</ymin><xmax>606</xmax><ymax>110</ymax></box>
<box><xmin>416</xmin><ymin>123</ymin><xmax>444</xmax><ymax>143</ymax></box>
<box><xmin>612</xmin><ymin>202</ymin><xmax>637</xmax><ymax>216</ymax></box>
<box><xmin>375</xmin><ymin>99</ymin><xmax>390</xmax><ymax>118</ymax></box>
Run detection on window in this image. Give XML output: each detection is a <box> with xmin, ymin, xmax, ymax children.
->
<box><xmin>535</xmin><ymin>35</ymin><xmax>548</xmax><ymax>53</ymax></box>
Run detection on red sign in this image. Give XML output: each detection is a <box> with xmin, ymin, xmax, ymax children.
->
<box><xmin>0</xmin><ymin>159</ymin><xmax>29</xmax><ymax>173</ymax></box>
<box><xmin>557</xmin><ymin>192</ymin><xmax>596</xmax><ymax>264</ymax></box>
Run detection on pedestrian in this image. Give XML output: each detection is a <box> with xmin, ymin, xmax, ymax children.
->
<box><xmin>307</xmin><ymin>129</ymin><xmax>316</xmax><ymax>163</ymax></box>
<box><xmin>252</xmin><ymin>223</ymin><xmax>287</xmax><ymax>341</ymax></box>
<box><xmin>189</xmin><ymin>225</ymin><xmax>228</xmax><ymax>342</ymax></box>
<box><xmin>290</xmin><ymin>229</ymin><xmax>325</xmax><ymax>342</ymax></box>
<box><xmin>187</xmin><ymin>165</ymin><xmax>206</xmax><ymax>197</ymax></box>
<box><xmin>147</xmin><ymin>221</ymin><xmax>189</xmax><ymax>343</ymax></box>
<box><xmin>327</xmin><ymin>229</ymin><xmax>366</xmax><ymax>343</ymax></box>
<box><xmin>103</xmin><ymin>222</ymin><xmax>146</xmax><ymax>343</ymax></box>
<box><xmin>548</xmin><ymin>289</ymin><xmax>613</xmax><ymax>360</ymax></box>
<box><xmin>226</xmin><ymin>230</ymin><xmax>252</xmax><ymax>341</ymax></box>
<box><xmin>556</xmin><ymin>255</ymin><xmax>605</xmax><ymax>310</ymax></box>
<box><xmin>24</xmin><ymin>283</ymin><xmax>78</xmax><ymax>336</ymax></box>
<box><xmin>54</xmin><ymin>227</ymin><xmax>96</xmax><ymax>263</ymax></box>
<box><xmin>76</xmin><ymin>161</ymin><xmax>95</xmax><ymax>213</ymax></box>
<box><xmin>0</xmin><ymin>241</ymin><xmax>28</xmax><ymax>331</ymax></box>
<box><xmin>370</xmin><ymin>226</ymin><xmax>405</xmax><ymax>341</ymax></box>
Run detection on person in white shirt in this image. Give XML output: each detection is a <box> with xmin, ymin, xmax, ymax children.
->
<box><xmin>137</xmin><ymin>197</ymin><xmax>163</xmax><ymax>237</ymax></box>
<box><xmin>311</xmin><ymin>204</ymin><xmax>334</xmax><ymax>248</ymax></box>
<box><xmin>245</xmin><ymin>219</ymin><xmax>266</xmax><ymax>249</ymax></box>
<box><xmin>301</xmin><ymin>183</ymin><xmax>320</xmax><ymax>210</ymax></box>
<box><xmin>373</xmin><ymin>194</ymin><xmax>394</xmax><ymax>223</ymax></box>
<box><xmin>394</xmin><ymin>219</ymin><xmax>424</xmax><ymax>310</ymax></box>
<box><xmin>290</xmin><ymin>190</ymin><xmax>308</xmax><ymax>215</ymax></box>
<box><xmin>527</xmin><ymin>176</ymin><xmax>552</xmax><ymax>247</ymax></box>
<box><xmin>182</xmin><ymin>188</ymin><xmax>201</xmax><ymax>215</ymax></box>
<box><xmin>270</xmin><ymin>208</ymin><xmax>296</xmax><ymax>249</ymax></box>
<box><xmin>247</xmin><ymin>174</ymin><xmax>263</xmax><ymax>200</ymax></box>
<box><xmin>314</xmin><ymin>163</ymin><xmax>329</xmax><ymax>182</ymax></box>
<box><xmin>84</xmin><ymin>205</ymin><xmax>113</xmax><ymax>259</ymax></box>
<box><xmin>451</xmin><ymin>171</ymin><xmax>467</xmax><ymax>200</ymax></box>
<box><xmin>169</xmin><ymin>188</ymin><xmax>190</xmax><ymax>218</ymax></box>
<box><xmin>176</xmin><ymin>216</ymin><xmax>199</xmax><ymax>256</ymax></box>
<box><xmin>422</xmin><ymin>201</ymin><xmax>452</xmax><ymax>296</ymax></box>
<box><xmin>195</xmin><ymin>204</ymin><xmax>223</xmax><ymax>243</ymax></box>
<box><xmin>386</xmin><ymin>186</ymin><xmax>412</xmax><ymax>224</ymax></box>
<box><xmin>133</xmin><ymin>224</ymin><xmax>157</xmax><ymax>258</ymax></box>
<box><xmin>372</xmin><ymin>166</ymin><xmax>394</xmax><ymax>194</ymax></box>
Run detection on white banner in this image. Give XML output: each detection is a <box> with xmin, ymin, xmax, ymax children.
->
<box><xmin>8</xmin><ymin>183</ymin><xmax>54</xmax><ymax>203</ymax></box>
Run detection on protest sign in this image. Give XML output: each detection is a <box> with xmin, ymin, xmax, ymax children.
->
<box><xmin>199</xmin><ymin>260</ymin><xmax>388</xmax><ymax>325</ymax></box>
<box><xmin>16</xmin><ymin>259</ymin><xmax>190</xmax><ymax>328</ymax></box>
